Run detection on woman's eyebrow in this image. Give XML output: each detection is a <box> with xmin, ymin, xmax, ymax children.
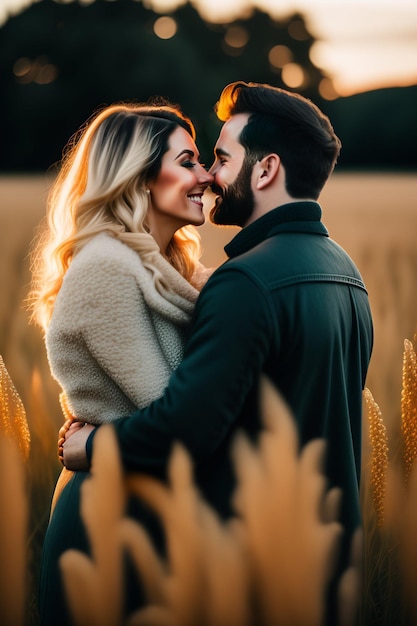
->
<box><xmin>175</xmin><ymin>149</ymin><xmax>195</xmax><ymax>160</ymax></box>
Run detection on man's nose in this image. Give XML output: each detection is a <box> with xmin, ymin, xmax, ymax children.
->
<box><xmin>208</xmin><ymin>162</ymin><xmax>217</xmax><ymax>176</ymax></box>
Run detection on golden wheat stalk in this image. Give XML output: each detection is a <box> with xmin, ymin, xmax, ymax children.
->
<box><xmin>398</xmin><ymin>459</ymin><xmax>417</xmax><ymax>623</ymax></box>
<box><xmin>60</xmin><ymin>378</ymin><xmax>360</xmax><ymax>626</ymax></box>
<box><xmin>59</xmin><ymin>425</ymin><xmax>126</xmax><ymax>626</ymax></box>
<box><xmin>60</xmin><ymin>425</ymin><xmax>250</xmax><ymax>626</ymax></box>
<box><xmin>401</xmin><ymin>338</ymin><xmax>417</xmax><ymax>485</ymax></box>
<box><xmin>0</xmin><ymin>356</ymin><xmax>29</xmax><ymax>626</ymax></box>
<box><xmin>125</xmin><ymin>443</ymin><xmax>250</xmax><ymax>626</ymax></box>
<box><xmin>232</xmin><ymin>377</ymin><xmax>343</xmax><ymax>626</ymax></box>
<box><xmin>363</xmin><ymin>387</ymin><xmax>389</xmax><ymax>526</ymax></box>
<box><xmin>0</xmin><ymin>355</ymin><xmax>30</xmax><ymax>460</ymax></box>
<box><xmin>0</xmin><ymin>438</ymin><xmax>29</xmax><ymax>626</ymax></box>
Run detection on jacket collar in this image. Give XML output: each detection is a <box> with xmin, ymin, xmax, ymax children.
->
<box><xmin>224</xmin><ymin>201</ymin><xmax>328</xmax><ymax>259</ymax></box>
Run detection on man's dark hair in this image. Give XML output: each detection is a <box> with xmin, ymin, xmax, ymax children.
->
<box><xmin>215</xmin><ymin>81</ymin><xmax>342</xmax><ymax>199</ymax></box>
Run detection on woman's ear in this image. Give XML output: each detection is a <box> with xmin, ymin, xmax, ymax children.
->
<box><xmin>255</xmin><ymin>154</ymin><xmax>280</xmax><ymax>190</ymax></box>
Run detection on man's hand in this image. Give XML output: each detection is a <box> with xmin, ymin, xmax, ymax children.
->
<box><xmin>58</xmin><ymin>420</ymin><xmax>85</xmax><ymax>464</ymax></box>
<box><xmin>58</xmin><ymin>419</ymin><xmax>73</xmax><ymax>464</ymax></box>
<box><xmin>62</xmin><ymin>423</ymin><xmax>96</xmax><ymax>471</ymax></box>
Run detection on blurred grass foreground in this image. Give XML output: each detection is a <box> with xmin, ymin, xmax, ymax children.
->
<box><xmin>1</xmin><ymin>172</ymin><xmax>417</xmax><ymax>625</ymax></box>
<box><xmin>1</xmin><ymin>354</ymin><xmax>417</xmax><ymax>625</ymax></box>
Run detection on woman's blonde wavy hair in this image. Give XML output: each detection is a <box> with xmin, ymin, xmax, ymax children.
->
<box><xmin>29</xmin><ymin>101</ymin><xmax>203</xmax><ymax>331</ymax></box>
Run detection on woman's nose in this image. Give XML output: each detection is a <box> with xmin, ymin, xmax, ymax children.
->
<box><xmin>199</xmin><ymin>165</ymin><xmax>214</xmax><ymax>185</ymax></box>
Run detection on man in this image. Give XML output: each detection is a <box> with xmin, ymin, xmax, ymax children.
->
<box><xmin>64</xmin><ymin>81</ymin><xmax>373</xmax><ymax>606</ymax></box>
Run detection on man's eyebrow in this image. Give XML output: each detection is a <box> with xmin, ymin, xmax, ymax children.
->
<box><xmin>214</xmin><ymin>147</ymin><xmax>231</xmax><ymax>158</ymax></box>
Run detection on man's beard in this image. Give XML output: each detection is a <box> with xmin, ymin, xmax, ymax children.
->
<box><xmin>209</xmin><ymin>156</ymin><xmax>255</xmax><ymax>227</ymax></box>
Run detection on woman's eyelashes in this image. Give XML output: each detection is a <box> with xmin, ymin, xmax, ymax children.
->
<box><xmin>181</xmin><ymin>160</ymin><xmax>206</xmax><ymax>169</ymax></box>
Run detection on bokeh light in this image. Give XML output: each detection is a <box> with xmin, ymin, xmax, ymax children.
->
<box><xmin>13</xmin><ymin>56</ymin><xmax>58</xmax><ymax>84</ymax></box>
<box><xmin>222</xmin><ymin>24</ymin><xmax>249</xmax><ymax>56</ymax></box>
<box><xmin>268</xmin><ymin>44</ymin><xmax>292</xmax><ymax>69</ymax></box>
<box><xmin>288</xmin><ymin>18</ymin><xmax>310</xmax><ymax>41</ymax></box>
<box><xmin>153</xmin><ymin>15</ymin><xmax>177</xmax><ymax>39</ymax></box>
<box><xmin>318</xmin><ymin>77</ymin><xmax>339</xmax><ymax>101</ymax></box>
<box><xmin>224</xmin><ymin>24</ymin><xmax>249</xmax><ymax>48</ymax></box>
<box><xmin>281</xmin><ymin>62</ymin><xmax>305</xmax><ymax>89</ymax></box>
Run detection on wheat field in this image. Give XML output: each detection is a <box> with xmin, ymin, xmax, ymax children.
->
<box><xmin>0</xmin><ymin>172</ymin><xmax>416</xmax><ymax>624</ymax></box>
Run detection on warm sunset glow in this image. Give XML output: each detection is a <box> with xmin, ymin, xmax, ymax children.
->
<box><xmin>311</xmin><ymin>37</ymin><xmax>417</xmax><ymax>96</ymax></box>
<box><xmin>153</xmin><ymin>15</ymin><xmax>177</xmax><ymax>39</ymax></box>
<box><xmin>304</xmin><ymin>3</ymin><xmax>417</xmax><ymax>95</ymax></box>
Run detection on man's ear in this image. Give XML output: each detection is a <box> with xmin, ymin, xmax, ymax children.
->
<box><xmin>255</xmin><ymin>154</ymin><xmax>280</xmax><ymax>190</ymax></box>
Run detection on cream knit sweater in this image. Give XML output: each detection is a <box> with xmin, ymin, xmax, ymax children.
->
<box><xmin>46</xmin><ymin>232</ymin><xmax>202</xmax><ymax>424</ymax></box>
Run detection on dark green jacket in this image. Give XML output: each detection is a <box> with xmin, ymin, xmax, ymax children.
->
<box><xmin>101</xmin><ymin>201</ymin><xmax>373</xmax><ymax>557</ymax></box>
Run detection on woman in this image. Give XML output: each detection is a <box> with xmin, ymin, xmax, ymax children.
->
<box><xmin>29</xmin><ymin>101</ymin><xmax>213</xmax><ymax>625</ymax></box>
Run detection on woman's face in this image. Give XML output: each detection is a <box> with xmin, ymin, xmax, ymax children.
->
<box><xmin>147</xmin><ymin>126</ymin><xmax>213</xmax><ymax>244</ymax></box>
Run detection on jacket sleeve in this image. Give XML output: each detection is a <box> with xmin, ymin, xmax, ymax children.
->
<box><xmin>110</xmin><ymin>265</ymin><xmax>277</xmax><ymax>476</ymax></box>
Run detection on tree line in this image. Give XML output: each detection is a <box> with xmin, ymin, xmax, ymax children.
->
<box><xmin>0</xmin><ymin>0</ymin><xmax>415</xmax><ymax>171</ymax></box>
